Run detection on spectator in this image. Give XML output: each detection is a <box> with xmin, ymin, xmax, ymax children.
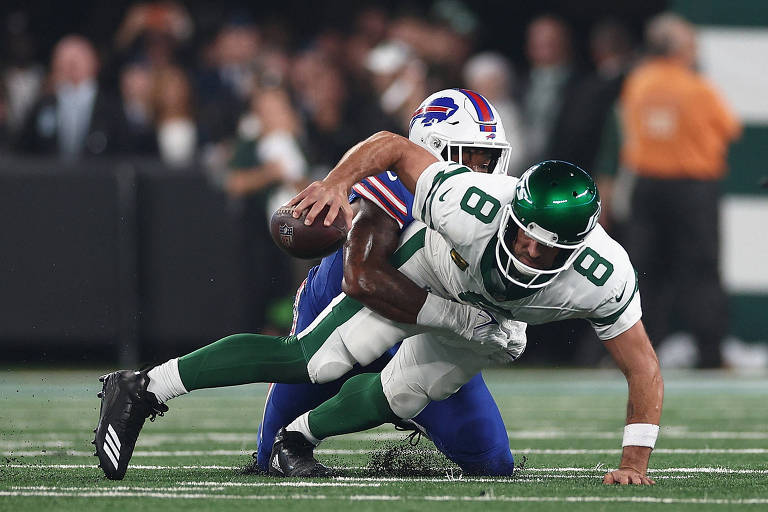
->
<box><xmin>620</xmin><ymin>13</ymin><xmax>742</xmax><ymax>368</ymax></box>
<box><xmin>548</xmin><ymin>19</ymin><xmax>636</xmax><ymax>172</ymax></box>
<box><xmin>17</xmin><ymin>35</ymin><xmax>119</xmax><ymax>160</ymax></box>
<box><xmin>463</xmin><ymin>52</ymin><xmax>525</xmax><ymax>175</ymax></box>
<box><xmin>365</xmin><ymin>40</ymin><xmax>427</xmax><ymax>133</ymax></box>
<box><xmin>520</xmin><ymin>15</ymin><xmax>582</xmax><ymax>167</ymax></box>
<box><xmin>2</xmin><ymin>12</ymin><xmax>43</xmax><ymax>138</ymax></box>
<box><xmin>152</xmin><ymin>66</ymin><xmax>196</xmax><ymax>167</ymax></box>
<box><xmin>292</xmin><ymin>54</ymin><xmax>362</xmax><ymax>178</ymax></box>
<box><xmin>114</xmin><ymin>2</ymin><xmax>193</xmax><ymax>69</ymax></box>
<box><xmin>197</xmin><ymin>20</ymin><xmax>260</xmax><ymax>144</ymax></box>
<box><xmin>227</xmin><ymin>87</ymin><xmax>307</xmax><ymax>332</ymax></box>
<box><xmin>115</xmin><ymin>62</ymin><xmax>158</xmax><ymax>155</ymax></box>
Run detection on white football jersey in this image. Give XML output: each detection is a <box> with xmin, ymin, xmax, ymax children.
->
<box><xmin>412</xmin><ymin>161</ymin><xmax>641</xmax><ymax>340</ymax></box>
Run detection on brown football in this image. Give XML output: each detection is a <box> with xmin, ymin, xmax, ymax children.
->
<box><xmin>270</xmin><ymin>205</ymin><xmax>348</xmax><ymax>259</ymax></box>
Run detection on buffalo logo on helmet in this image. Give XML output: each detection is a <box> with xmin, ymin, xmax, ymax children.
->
<box><xmin>410</xmin><ymin>97</ymin><xmax>459</xmax><ymax>129</ymax></box>
<box><xmin>279</xmin><ymin>223</ymin><xmax>294</xmax><ymax>247</ymax></box>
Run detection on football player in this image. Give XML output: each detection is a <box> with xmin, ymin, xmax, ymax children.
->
<box><xmin>256</xmin><ymin>89</ymin><xmax>520</xmax><ymax>476</ymax></box>
<box><xmin>276</xmin><ymin>133</ymin><xmax>664</xmax><ymax>486</ymax></box>
<box><xmin>93</xmin><ymin>89</ymin><xmax>524</xmax><ymax>480</ymax></box>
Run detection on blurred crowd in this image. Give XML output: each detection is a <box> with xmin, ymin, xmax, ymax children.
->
<box><xmin>0</xmin><ymin>3</ymin><xmax>742</xmax><ymax>366</ymax></box>
<box><xmin>0</xmin><ymin>3</ymin><xmax>643</xmax><ymax>184</ymax></box>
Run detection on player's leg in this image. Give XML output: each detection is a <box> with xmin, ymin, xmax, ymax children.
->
<box><xmin>412</xmin><ymin>373</ymin><xmax>515</xmax><ymax>476</ymax></box>
<box><xmin>94</xmin><ymin>293</ymin><xmax>421</xmax><ymax>479</ymax></box>
<box><xmin>278</xmin><ymin>334</ymin><xmax>490</xmax><ymax>459</ymax></box>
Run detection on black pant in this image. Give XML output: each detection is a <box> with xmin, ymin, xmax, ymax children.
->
<box><xmin>626</xmin><ymin>176</ymin><xmax>727</xmax><ymax>367</ymax></box>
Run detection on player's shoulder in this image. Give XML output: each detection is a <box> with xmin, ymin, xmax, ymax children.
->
<box><xmin>422</xmin><ymin>162</ymin><xmax>518</xmax><ymax>203</ymax></box>
<box><xmin>584</xmin><ymin>225</ymin><xmax>632</xmax><ymax>267</ymax></box>
<box><xmin>576</xmin><ymin>224</ymin><xmax>636</xmax><ymax>300</ymax></box>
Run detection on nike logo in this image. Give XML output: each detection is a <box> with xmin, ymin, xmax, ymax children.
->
<box><xmin>386</xmin><ymin>171</ymin><xmax>398</xmax><ymax>181</ymax></box>
<box><xmin>615</xmin><ymin>283</ymin><xmax>627</xmax><ymax>302</ymax></box>
<box><xmin>439</xmin><ymin>188</ymin><xmax>452</xmax><ymax>201</ymax></box>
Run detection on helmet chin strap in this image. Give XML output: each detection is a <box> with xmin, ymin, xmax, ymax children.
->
<box><xmin>511</xmin><ymin>256</ymin><xmax>539</xmax><ymax>277</ymax></box>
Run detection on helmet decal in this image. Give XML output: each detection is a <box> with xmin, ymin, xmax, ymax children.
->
<box><xmin>410</xmin><ymin>97</ymin><xmax>459</xmax><ymax>129</ymax></box>
<box><xmin>456</xmin><ymin>88</ymin><xmax>497</xmax><ymax>132</ymax></box>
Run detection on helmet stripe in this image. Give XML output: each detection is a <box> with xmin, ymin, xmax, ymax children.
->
<box><xmin>457</xmin><ymin>88</ymin><xmax>495</xmax><ymax>125</ymax></box>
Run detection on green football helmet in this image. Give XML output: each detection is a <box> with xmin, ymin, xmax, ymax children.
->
<box><xmin>496</xmin><ymin>160</ymin><xmax>601</xmax><ymax>288</ymax></box>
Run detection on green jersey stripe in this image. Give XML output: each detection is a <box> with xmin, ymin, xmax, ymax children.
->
<box><xmin>389</xmin><ymin>227</ymin><xmax>427</xmax><ymax>269</ymax></box>
<box><xmin>589</xmin><ymin>272</ymin><xmax>639</xmax><ymax>326</ymax></box>
<box><xmin>421</xmin><ymin>166</ymin><xmax>471</xmax><ymax>227</ymax></box>
<box><xmin>297</xmin><ymin>295</ymin><xmax>364</xmax><ymax>359</ymax></box>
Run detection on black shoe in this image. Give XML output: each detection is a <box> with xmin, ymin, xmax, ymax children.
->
<box><xmin>268</xmin><ymin>427</ymin><xmax>333</xmax><ymax>477</ymax></box>
<box><xmin>92</xmin><ymin>370</ymin><xmax>168</xmax><ymax>480</ymax></box>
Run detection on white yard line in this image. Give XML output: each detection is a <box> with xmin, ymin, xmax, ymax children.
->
<box><xmin>9</xmin><ymin>429</ymin><xmax>768</xmax><ymax>445</ymax></box>
<box><xmin>4</xmin><ymin>464</ymin><xmax>767</xmax><ymax>475</ymax></box>
<box><xmin>6</xmin><ymin>447</ymin><xmax>768</xmax><ymax>457</ymax></box>
<box><xmin>0</xmin><ymin>490</ymin><xmax>766</xmax><ymax>505</ymax></box>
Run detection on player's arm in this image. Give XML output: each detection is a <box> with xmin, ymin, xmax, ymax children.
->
<box><xmin>342</xmin><ymin>198</ymin><xmax>426</xmax><ymax>323</ymax></box>
<box><xmin>341</xmin><ymin>197</ymin><xmax>510</xmax><ymax>347</ymax></box>
<box><xmin>288</xmin><ymin>131</ymin><xmax>437</xmax><ymax>228</ymax></box>
<box><xmin>601</xmin><ymin>319</ymin><xmax>664</xmax><ymax>485</ymax></box>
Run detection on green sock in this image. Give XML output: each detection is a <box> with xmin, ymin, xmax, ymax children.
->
<box><xmin>177</xmin><ymin>333</ymin><xmax>310</xmax><ymax>391</ymax></box>
<box><xmin>308</xmin><ymin>373</ymin><xmax>399</xmax><ymax>439</ymax></box>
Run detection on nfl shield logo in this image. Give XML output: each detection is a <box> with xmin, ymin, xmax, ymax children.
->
<box><xmin>279</xmin><ymin>223</ymin><xmax>294</xmax><ymax>247</ymax></box>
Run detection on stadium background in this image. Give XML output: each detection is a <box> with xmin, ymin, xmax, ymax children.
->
<box><xmin>0</xmin><ymin>0</ymin><xmax>766</xmax><ymax>368</ymax></box>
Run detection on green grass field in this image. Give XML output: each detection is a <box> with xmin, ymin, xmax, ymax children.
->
<box><xmin>2</xmin><ymin>368</ymin><xmax>767</xmax><ymax>511</ymax></box>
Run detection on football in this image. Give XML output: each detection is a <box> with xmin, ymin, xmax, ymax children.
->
<box><xmin>270</xmin><ymin>205</ymin><xmax>348</xmax><ymax>259</ymax></box>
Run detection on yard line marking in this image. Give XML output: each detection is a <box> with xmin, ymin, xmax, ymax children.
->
<box><xmin>0</xmin><ymin>441</ymin><xmax>73</xmax><ymax>449</ymax></box>
<box><xmin>11</xmin><ymin>486</ymin><xmax>223</xmax><ymax>493</ymax></box>
<box><xmin>175</xmin><ymin>481</ymin><xmax>381</xmax><ymax>487</ymax></box>
<box><xmin>1</xmin><ymin>491</ymin><xmax>768</xmax><ymax>504</ymax></box>
<box><xmin>4</xmin><ymin>464</ymin><xmax>767</xmax><ymax>475</ymax></box>
<box><xmin>11</xmin><ymin>429</ymin><xmax>768</xmax><ymax>446</ymax></box>
<box><xmin>3</xmin><ymin>464</ymin><xmax>240</xmax><ymax>470</ymax></box>
<box><xmin>7</xmin><ymin>448</ymin><xmax>768</xmax><ymax>457</ymax></box>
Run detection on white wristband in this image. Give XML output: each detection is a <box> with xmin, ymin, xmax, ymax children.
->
<box><xmin>622</xmin><ymin>423</ymin><xmax>659</xmax><ymax>448</ymax></box>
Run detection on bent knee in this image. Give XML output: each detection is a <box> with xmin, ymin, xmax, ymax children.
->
<box><xmin>306</xmin><ymin>335</ymin><xmax>356</xmax><ymax>384</ymax></box>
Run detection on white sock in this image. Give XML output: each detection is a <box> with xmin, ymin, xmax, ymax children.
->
<box><xmin>146</xmin><ymin>358</ymin><xmax>188</xmax><ymax>403</ymax></box>
<box><xmin>285</xmin><ymin>411</ymin><xmax>322</xmax><ymax>446</ymax></box>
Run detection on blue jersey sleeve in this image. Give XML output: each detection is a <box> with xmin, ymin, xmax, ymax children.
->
<box><xmin>349</xmin><ymin>171</ymin><xmax>414</xmax><ymax>228</ymax></box>
<box><xmin>298</xmin><ymin>171</ymin><xmax>415</xmax><ymax>327</ymax></box>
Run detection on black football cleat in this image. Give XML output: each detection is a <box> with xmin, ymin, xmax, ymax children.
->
<box><xmin>93</xmin><ymin>370</ymin><xmax>168</xmax><ymax>480</ymax></box>
<box><xmin>268</xmin><ymin>427</ymin><xmax>333</xmax><ymax>477</ymax></box>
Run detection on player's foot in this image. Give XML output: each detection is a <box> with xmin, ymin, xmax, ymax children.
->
<box><xmin>268</xmin><ymin>427</ymin><xmax>333</xmax><ymax>477</ymax></box>
<box><xmin>92</xmin><ymin>370</ymin><xmax>168</xmax><ymax>480</ymax></box>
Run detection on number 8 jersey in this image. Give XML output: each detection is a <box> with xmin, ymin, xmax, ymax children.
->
<box><xmin>412</xmin><ymin>161</ymin><xmax>641</xmax><ymax>341</ymax></box>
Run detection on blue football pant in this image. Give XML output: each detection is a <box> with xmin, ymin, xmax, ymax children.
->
<box><xmin>256</xmin><ymin>368</ymin><xmax>515</xmax><ymax>475</ymax></box>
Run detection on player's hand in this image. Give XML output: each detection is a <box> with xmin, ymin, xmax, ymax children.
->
<box><xmin>602</xmin><ymin>468</ymin><xmax>655</xmax><ymax>485</ymax></box>
<box><xmin>463</xmin><ymin>308</ymin><xmax>510</xmax><ymax>350</ymax></box>
<box><xmin>489</xmin><ymin>319</ymin><xmax>527</xmax><ymax>364</ymax></box>
<box><xmin>286</xmin><ymin>179</ymin><xmax>354</xmax><ymax>229</ymax></box>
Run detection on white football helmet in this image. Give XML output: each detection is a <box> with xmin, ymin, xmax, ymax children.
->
<box><xmin>408</xmin><ymin>88</ymin><xmax>511</xmax><ymax>175</ymax></box>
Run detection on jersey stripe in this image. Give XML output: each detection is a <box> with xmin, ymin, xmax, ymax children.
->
<box><xmin>367</xmin><ymin>176</ymin><xmax>408</xmax><ymax>214</ymax></box>
<box><xmin>589</xmin><ymin>273</ymin><xmax>640</xmax><ymax>326</ymax></box>
<box><xmin>421</xmin><ymin>166</ymin><xmax>472</xmax><ymax>228</ymax></box>
<box><xmin>352</xmin><ymin>183</ymin><xmax>405</xmax><ymax>228</ymax></box>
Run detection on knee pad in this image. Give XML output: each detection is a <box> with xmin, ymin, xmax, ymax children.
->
<box><xmin>306</xmin><ymin>334</ymin><xmax>356</xmax><ymax>384</ymax></box>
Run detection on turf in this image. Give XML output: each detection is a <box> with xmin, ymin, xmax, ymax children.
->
<box><xmin>1</xmin><ymin>368</ymin><xmax>767</xmax><ymax>511</ymax></box>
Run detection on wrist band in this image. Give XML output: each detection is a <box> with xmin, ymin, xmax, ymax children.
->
<box><xmin>622</xmin><ymin>423</ymin><xmax>659</xmax><ymax>448</ymax></box>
